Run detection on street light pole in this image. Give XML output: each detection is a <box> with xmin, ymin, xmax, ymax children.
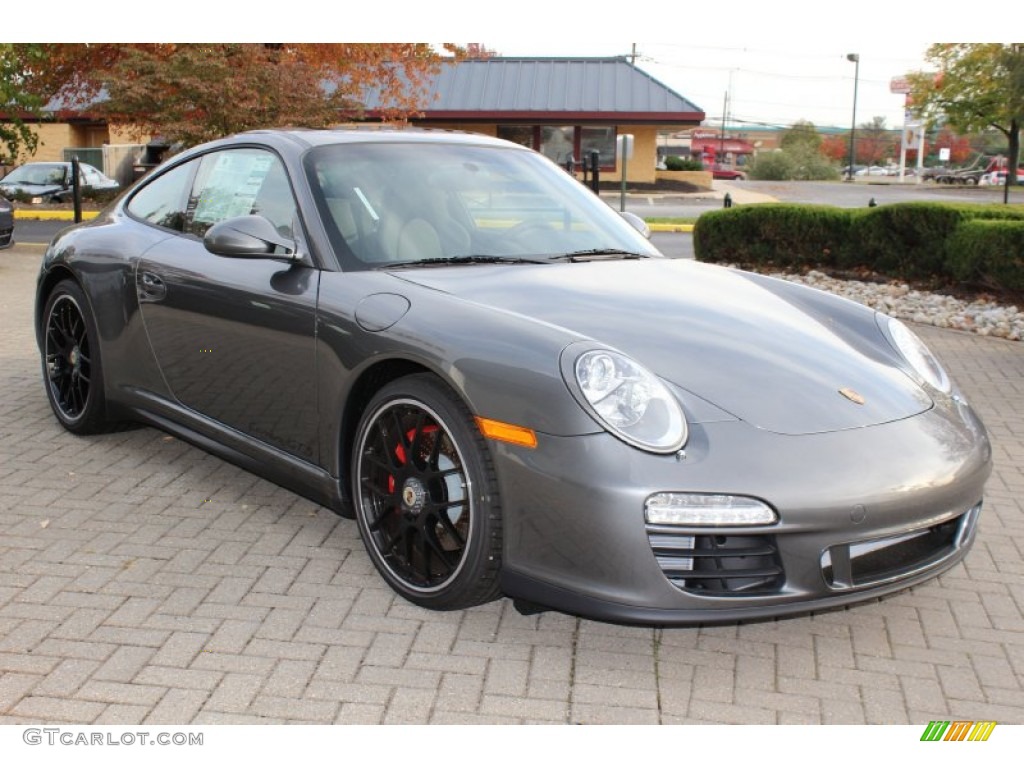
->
<box><xmin>846</xmin><ymin>53</ymin><xmax>860</xmax><ymax>182</ymax></box>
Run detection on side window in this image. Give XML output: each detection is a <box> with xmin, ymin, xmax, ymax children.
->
<box><xmin>126</xmin><ymin>160</ymin><xmax>197</xmax><ymax>232</ymax></box>
<box><xmin>187</xmin><ymin>149</ymin><xmax>297</xmax><ymax>239</ymax></box>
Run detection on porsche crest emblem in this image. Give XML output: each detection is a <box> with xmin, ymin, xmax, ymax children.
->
<box><xmin>839</xmin><ymin>387</ymin><xmax>866</xmax><ymax>405</ymax></box>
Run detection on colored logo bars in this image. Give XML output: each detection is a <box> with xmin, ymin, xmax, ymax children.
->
<box><xmin>920</xmin><ymin>721</ymin><xmax>997</xmax><ymax>742</ymax></box>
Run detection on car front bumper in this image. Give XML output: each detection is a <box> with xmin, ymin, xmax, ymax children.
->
<box><xmin>494</xmin><ymin>394</ymin><xmax>992</xmax><ymax>625</ymax></box>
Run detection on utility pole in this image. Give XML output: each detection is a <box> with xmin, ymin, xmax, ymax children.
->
<box><xmin>720</xmin><ymin>91</ymin><xmax>729</xmax><ymax>171</ymax></box>
<box><xmin>846</xmin><ymin>53</ymin><xmax>860</xmax><ymax>181</ymax></box>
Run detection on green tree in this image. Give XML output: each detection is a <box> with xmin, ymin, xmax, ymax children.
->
<box><xmin>748</xmin><ymin>151</ymin><xmax>794</xmax><ymax>180</ymax></box>
<box><xmin>856</xmin><ymin>116</ymin><xmax>895</xmax><ymax>166</ymax></box>
<box><xmin>909</xmin><ymin>43</ymin><xmax>1023</xmax><ymax>185</ymax></box>
<box><xmin>780</xmin><ymin>120</ymin><xmax>822</xmax><ymax>152</ymax></box>
<box><xmin>784</xmin><ymin>143</ymin><xmax>841</xmax><ymax>181</ymax></box>
<box><xmin>748</xmin><ymin>120</ymin><xmax>839</xmax><ymax>181</ymax></box>
<box><xmin>0</xmin><ymin>44</ymin><xmax>45</xmax><ymax>162</ymax></box>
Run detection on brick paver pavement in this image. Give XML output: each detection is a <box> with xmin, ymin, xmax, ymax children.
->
<box><xmin>2</xmin><ymin>244</ymin><xmax>1022</xmax><ymax>724</ymax></box>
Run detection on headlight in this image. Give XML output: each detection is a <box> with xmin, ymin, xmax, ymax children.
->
<box><xmin>568</xmin><ymin>349</ymin><xmax>687</xmax><ymax>453</ymax></box>
<box><xmin>884</xmin><ymin>317</ymin><xmax>951</xmax><ymax>393</ymax></box>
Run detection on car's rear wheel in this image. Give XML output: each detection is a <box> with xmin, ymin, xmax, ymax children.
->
<box><xmin>352</xmin><ymin>374</ymin><xmax>502</xmax><ymax>610</ymax></box>
<box><xmin>42</xmin><ymin>280</ymin><xmax>113</xmax><ymax>434</ymax></box>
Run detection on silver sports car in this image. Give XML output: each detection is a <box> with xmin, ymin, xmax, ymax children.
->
<box><xmin>35</xmin><ymin>128</ymin><xmax>992</xmax><ymax>624</ymax></box>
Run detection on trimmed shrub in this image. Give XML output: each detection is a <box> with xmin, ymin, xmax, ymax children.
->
<box><xmin>665</xmin><ymin>155</ymin><xmax>702</xmax><ymax>171</ymax></box>
<box><xmin>747</xmin><ymin>152</ymin><xmax>795</xmax><ymax>181</ymax></box>
<box><xmin>946</xmin><ymin>219</ymin><xmax>1024</xmax><ymax>293</ymax></box>
<box><xmin>842</xmin><ymin>203</ymin><xmax>962</xmax><ymax>279</ymax></box>
<box><xmin>694</xmin><ymin>204</ymin><xmax>851</xmax><ymax>268</ymax></box>
<box><xmin>694</xmin><ymin>201</ymin><xmax>1024</xmax><ymax>290</ymax></box>
<box><xmin>842</xmin><ymin>202</ymin><xmax>1024</xmax><ymax>280</ymax></box>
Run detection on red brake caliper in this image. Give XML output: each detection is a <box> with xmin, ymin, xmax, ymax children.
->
<box><xmin>388</xmin><ymin>425</ymin><xmax>439</xmax><ymax>494</ymax></box>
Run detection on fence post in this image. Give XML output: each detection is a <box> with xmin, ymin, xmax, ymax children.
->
<box><xmin>71</xmin><ymin>156</ymin><xmax>82</xmax><ymax>224</ymax></box>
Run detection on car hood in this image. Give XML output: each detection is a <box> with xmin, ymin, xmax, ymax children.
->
<box><xmin>389</xmin><ymin>258</ymin><xmax>933</xmax><ymax>435</ymax></box>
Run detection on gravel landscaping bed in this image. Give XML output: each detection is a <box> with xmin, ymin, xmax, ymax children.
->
<box><xmin>764</xmin><ymin>268</ymin><xmax>1024</xmax><ymax>341</ymax></box>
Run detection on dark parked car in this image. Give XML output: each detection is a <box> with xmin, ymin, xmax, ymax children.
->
<box><xmin>0</xmin><ymin>195</ymin><xmax>13</xmax><ymax>249</ymax></box>
<box><xmin>34</xmin><ymin>128</ymin><xmax>992</xmax><ymax>624</ymax></box>
<box><xmin>0</xmin><ymin>161</ymin><xmax>119</xmax><ymax>203</ymax></box>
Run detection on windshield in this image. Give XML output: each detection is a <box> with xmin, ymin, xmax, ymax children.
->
<box><xmin>2</xmin><ymin>164</ymin><xmax>68</xmax><ymax>186</ymax></box>
<box><xmin>304</xmin><ymin>140</ymin><xmax>660</xmax><ymax>270</ymax></box>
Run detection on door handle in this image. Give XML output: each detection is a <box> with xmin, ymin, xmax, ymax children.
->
<box><xmin>139</xmin><ymin>271</ymin><xmax>167</xmax><ymax>301</ymax></box>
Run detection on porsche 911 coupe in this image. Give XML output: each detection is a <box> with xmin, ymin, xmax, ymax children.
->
<box><xmin>35</xmin><ymin>128</ymin><xmax>992</xmax><ymax>624</ymax></box>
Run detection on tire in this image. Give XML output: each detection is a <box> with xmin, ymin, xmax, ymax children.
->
<box><xmin>41</xmin><ymin>279</ymin><xmax>114</xmax><ymax>434</ymax></box>
<box><xmin>351</xmin><ymin>374</ymin><xmax>502</xmax><ymax>610</ymax></box>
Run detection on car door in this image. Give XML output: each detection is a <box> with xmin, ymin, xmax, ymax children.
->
<box><xmin>135</xmin><ymin>147</ymin><xmax>321</xmax><ymax>462</ymax></box>
<box><xmin>80</xmin><ymin>164</ymin><xmax>100</xmax><ymax>194</ymax></box>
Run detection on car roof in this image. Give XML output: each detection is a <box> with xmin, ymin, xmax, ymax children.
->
<box><xmin>223</xmin><ymin>127</ymin><xmax>520</xmax><ymax>152</ymax></box>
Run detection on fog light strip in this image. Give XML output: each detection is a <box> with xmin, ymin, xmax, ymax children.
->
<box><xmin>645</xmin><ymin>493</ymin><xmax>777</xmax><ymax>526</ymax></box>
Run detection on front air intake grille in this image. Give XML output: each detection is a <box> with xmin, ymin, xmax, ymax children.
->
<box><xmin>647</xmin><ymin>530</ymin><xmax>785</xmax><ymax>596</ymax></box>
<box><xmin>821</xmin><ymin>504</ymin><xmax>980</xmax><ymax>590</ymax></box>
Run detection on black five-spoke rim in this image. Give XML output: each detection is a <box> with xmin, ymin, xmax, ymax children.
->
<box><xmin>357</xmin><ymin>400</ymin><xmax>471</xmax><ymax>592</ymax></box>
<box><xmin>45</xmin><ymin>294</ymin><xmax>92</xmax><ymax>421</ymax></box>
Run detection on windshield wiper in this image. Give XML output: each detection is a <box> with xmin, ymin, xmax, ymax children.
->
<box><xmin>383</xmin><ymin>255</ymin><xmax>549</xmax><ymax>268</ymax></box>
<box><xmin>549</xmin><ymin>249</ymin><xmax>652</xmax><ymax>262</ymax></box>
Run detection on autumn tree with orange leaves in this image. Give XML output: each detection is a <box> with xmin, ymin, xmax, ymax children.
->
<box><xmin>14</xmin><ymin>43</ymin><xmax>451</xmax><ymax>148</ymax></box>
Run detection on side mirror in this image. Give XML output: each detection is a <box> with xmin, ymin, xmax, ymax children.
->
<box><xmin>204</xmin><ymin>215</ymin><xmax>299</xmax><ymax>260</ymax></box>
<box><xmin>619</xmin><ymin>211</ymin><xmax>651</xmax><ymax>239</ymax></box>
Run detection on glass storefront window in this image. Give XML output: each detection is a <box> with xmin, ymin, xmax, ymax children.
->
<box><xmin>581</xmin><ymin>127</ymin><xmax>616</xmax><ymax>169</ymax></box>
<box><xmin>540</xmin><ymin>126</ymin><xmax>575</xmax><ymax>165</ymax></box>
<box><xmin>497</xmin><ymin>125</ymin><xmax>619</xmax><ymax>170</ymax></box>
<box><xmin>496</xmin><ymin>125</ymin><xmax>534</xmax><ymax>149</ymax></box>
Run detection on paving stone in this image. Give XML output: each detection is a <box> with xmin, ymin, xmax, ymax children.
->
<box><xmin>204</xmin><ymin>673</ymin><xmax>264</xmax><ymax>714</ymax></box>
<box><xmin>249</xmin><ymin>695</ymin><xmax>337</xmax><ymax>723</ymax></box>
<box><xmin>11</xmin><ymin>696</ymin><xmax>107</xmax><ymax>723</ymax></box>
<box><xmin>93</xmin><ymin>645</ymin><xmax>157</xmax><ymax>683</ymax></box>
<box><xmin>144</xmin><ymin>688</ymin><xmax>209</xmax><ymax>724</ymax></box>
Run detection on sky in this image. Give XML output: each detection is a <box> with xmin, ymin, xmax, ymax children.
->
<box><xmin>486</xmin><ymin>41</ymin><xmax>928</xmax><ymax>132</ymax></box>
<box><xmin>11</xmin><ymin>1</ymin><xmax>1015</xmax><ymax>134</ymax></box>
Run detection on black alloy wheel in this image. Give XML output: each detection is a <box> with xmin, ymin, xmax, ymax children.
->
<box><xmin>42</xmin><ymin>280</ymin><xmax>111</xmax><ymax>434</ymax></box>
<box><xmin>352</xmin><ymin>374</ymin><xmax>502</xmax><ymax>610</ymax></box>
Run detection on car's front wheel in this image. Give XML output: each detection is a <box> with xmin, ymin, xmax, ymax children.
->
<box><xmin>352</xmin><ymin>374</ymin><xmax>503</xmax><ymax>610</ymax></box>
<box><xmin>41</xmin><ymin>280</ymin><xmax>113</xmax><ymax>434</ymax></box>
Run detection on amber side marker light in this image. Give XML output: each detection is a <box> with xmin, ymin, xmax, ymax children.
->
<box><xmin>475</xmin><ymin>417</ymin><xmax>538</xmax><ymax>448</ymax></box>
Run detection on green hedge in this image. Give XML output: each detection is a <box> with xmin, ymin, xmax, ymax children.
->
<box><xmin>693</xmin><ymin>201</ymin><xmax>1024</xmax><ymax>289</ymax></box>
<box><xmin>693</xmin><ymin>204</ymin><xmax>851</xmax><ymax>269</ymax></box>
<box><xmin>665</xmin><ymin>156</ymin><xmax>702</xmax><ymax>171</ymax></box>
<box><xmin>843</xmin><ymin>202</ymin><xmax>1024</xmax><ymax>280</ymax></box>
<box><xmin>946</xmin><ymin>219</ymin><xmax>1024</xmax><ymax>293</ymax></box>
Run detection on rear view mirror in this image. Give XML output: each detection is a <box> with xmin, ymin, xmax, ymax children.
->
<box><xmin>204</xmin><ymin>215</ymin><xmax>299</xmax><ymax>261</ymax></box>
<box><xmin>619</xmin><ymin>211</ymin><xmax>651</xmax><ymax>239</ymax></box>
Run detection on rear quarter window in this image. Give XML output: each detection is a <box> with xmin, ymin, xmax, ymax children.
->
<box><xmin>126</xmin><ymin>161</ymin><xmax>197</xmax><ymax>232</ymax></box>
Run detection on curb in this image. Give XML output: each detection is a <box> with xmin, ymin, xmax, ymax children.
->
<box><xmin>13</xmin><ymin>210</ymin><xmax>100</xmax><ymax>221</ymax></box>
<box><xmin>648</xmin><ymin>223</ymin><xmax>694</xmax><ymax>233</ymax></box>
